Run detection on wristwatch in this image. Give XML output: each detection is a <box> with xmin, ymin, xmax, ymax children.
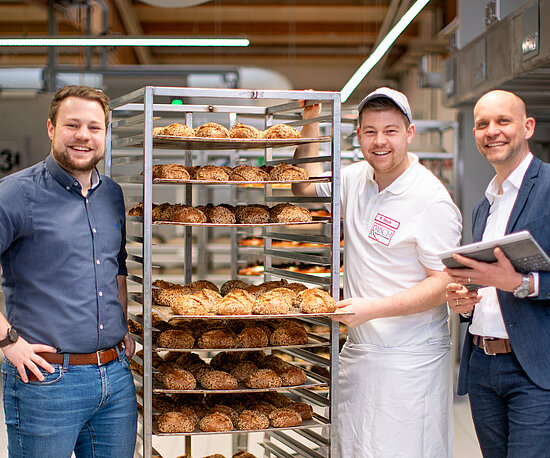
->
<box><xmin>0</xmin><ymin>327</ymin><xmax>18</xmax><ymax>347</ymax></box>
<box><xmin>513</xmin><ymin>274</ymin><xmax>531</xmax><ymax>298</ymax></box>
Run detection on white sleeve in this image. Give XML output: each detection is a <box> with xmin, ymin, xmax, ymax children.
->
<box><xmin>415</xmin><ymin>198</ymin><xmax>463</xmax><ymax>271</ymax></box>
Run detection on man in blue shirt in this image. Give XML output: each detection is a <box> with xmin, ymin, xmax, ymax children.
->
<box><xmin>0</xmin><ymin>85</ymin><xmax>137</xmax><ymax>457</ymax></box>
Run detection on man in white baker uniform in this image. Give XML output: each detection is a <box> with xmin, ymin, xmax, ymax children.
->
<box><xmin>292</xmin><ymin>87</ymin><xmax>462</xmax><ymax>457</ymax></box>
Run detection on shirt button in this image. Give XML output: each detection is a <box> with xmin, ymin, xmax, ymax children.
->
<box><xmin>99</xmin><ymin>324</ymin><xmax>104</xmax><ymax>330</ymax></box>
<box><xmin>66</xmin><ymin>186</ymin><xmax>70</xmax><ymax>190</ymax></box>
<box><xmin>74</xmin><ymin>182</ymin><xmax>78</xmax><ymax>186</ymax></box>
<box><xmin>98</xmin><ymin>291</ymin><xmax>103</xmax><ymax>297</ymax></box>
<box><xmin>86</xmin><ymin>199</ymin><xmax>89</xmax><ymax>203</ymax></box>
<box><xmin>96</xmin><ymin>259</ymin><xmax>100</xmax><ymax>265</ymax></box>
<box><xmin>92</xmin><ymin>228</ymin><xmax>97</xmax><ymax>233</ymax></box>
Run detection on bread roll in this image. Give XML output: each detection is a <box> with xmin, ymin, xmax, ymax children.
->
<box><xmin>269</xmin><ymin>163</ymin><xmax>309</xmax><ymax>181</ymax></box>
<box><xmin>262</xmin><ymin>124</ymin><xmax>301</xmax><ymax>139</ymax></box>
<box><xmin>297</xmin><ymin>288</ymin><xmax>337</xmax><ymax>313</ymax></box>
<box><xmin>269</xmin><ymin>203</ymin><xmax>312</xmax><ymax>223</ymax></box>
<box><xmin>236</xmin><ymin>410</ymin><xmax>269</xmax><ymax>430</ymax></box>
<box><xmin>156</xmin><ymin>329</ymin><xmax>195</xmax><ymax>349</ymax></box>
<box><xmin>200</xmin><ymin>371</ymin><xmax>238</xmax><ymax>390</ymax></box>
<box><xmin>163</xmin><ymin>123</ymin><xmax>195</xmax><ymax>137</ymax></box>
<box><xmin>195</xmin><ymin>165</ymin><xmax>230</xmax><ymax>181</ymax></box>
<box><xmin>229</xmin><ymin>165</ymin><xmax>269</xmax><ymax>182</ymax></box>
<box><xmin>245</xmin><ymin>369</ymin><xmax>282</xmax><ymax>389</ymax></box>
<box><xmin>198</xmin><ymin>329</ymin><xmax>237</xmax><ymax>349</ymax></box>
<box><xmin>195</xmin><ymin>122</ymin><xmax>230</xmax><ymax>139</ymax></box>
<box><xmin>229</xmin><ymin>123</ymin><xmax>261</xmax><ymax>139</ymax></box>
<box><xmin>199</xmin><ymin>411</ymin><xmax>233</xmax><ymax>432</ymax></box>
<box><xmin>268</xmin><ymin>408</ymin><xmax>303</xmax><ymax>428</ymax></box>
<box><xmin>162</xmin><ymin>368</ymin><xmax>196</xmax><ymax>390</ymax></box>
<box><xmin>157</xmin><ymin>411</ymin><xmax>195</xmax><ymax>433</ymax></box>
<box><xmin>153</xmin><ymin>163</ymin><xmax>190</xmax><ymax>180</ymax></box>
<box><xmin>220</xmin><ymin>280</ymin><xmax>249</xmax><ymax>296</ymax></box>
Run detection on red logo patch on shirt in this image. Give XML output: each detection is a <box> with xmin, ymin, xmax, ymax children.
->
<box><xmin>368</xmin><ymin>213</ymin><xmax>400</xmax><ymax>246</ymax></box>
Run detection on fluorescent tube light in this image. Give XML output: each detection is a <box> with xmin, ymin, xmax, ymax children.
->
<box><xmin>0</xmin><ymin>37</ymin><xmax>250</xmax><ymax>47</ymax></box>
<box><xmin>341</xmin><ymin>0</ymin><xmax>431</xmax><ymax>103</ymax></box>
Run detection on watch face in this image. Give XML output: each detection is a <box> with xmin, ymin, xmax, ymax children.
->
<box><xmin>7</xmin><ymin>327</ymin><xmax>17</xmax><ymax>342</ymax></box>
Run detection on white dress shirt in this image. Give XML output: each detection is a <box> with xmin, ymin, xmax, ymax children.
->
<box><xmin>469</xmin><ymin>153</ymin><xmax>538</xmax><ymax>338</ymax></box>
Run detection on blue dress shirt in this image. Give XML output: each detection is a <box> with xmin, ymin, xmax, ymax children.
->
<box><xmin>0</xmin><ymin>155</ymin><xmax>128</xmax><ymax>353</ymax></box>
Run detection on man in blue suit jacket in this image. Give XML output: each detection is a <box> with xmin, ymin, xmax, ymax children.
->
<box><xmin>445</xmin><ymin>90</ymin><xmax>550</xmax><ymax>458</ymax></box>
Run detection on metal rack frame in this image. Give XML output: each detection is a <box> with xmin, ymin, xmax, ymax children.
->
<box><xmin>106</xmin><ymin>87</ymin><xmax>342</xmax><ymax>458</ymax></box>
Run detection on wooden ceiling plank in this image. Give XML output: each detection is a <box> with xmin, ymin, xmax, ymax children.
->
<box><xmin>111</xmin><ymin>0</ymin><xmax>155</xmax><ymax>65</ymax></box>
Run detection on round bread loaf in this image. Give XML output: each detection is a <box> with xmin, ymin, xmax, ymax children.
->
<box><xmin>155</xmin><ymin>287</ymin><xmax>187</xmax><ymax>307</ymax></box>
<box><xmin>252</xmin><ymin>292</ymin><xmax>292</xmax><ymax>315</ymax></box>
<box><xmin>268</xmin><ymin>408</ymin><xmax>303</xmax><ymax>428</ymax></box>
<box><xmin>236</xmin><ymin>327</ymin><xmax>269</xmax><ymax>348</ymax></box>
<box><xmin>235</xmin><ymin>206</ymin><xmax>270</xmax><ymax>224</ymax></box>
<box><xmin>152</xmin><ymin>126</ymin><xmax>166</xmax><ymax>136</ymax></box>
<box><xmin>269</xmin><ymin>163</ymin><xmax>309</xmax><ymax>181</ymax></box>
<box><xmin>162</xmin><ymin>368</ymin><xmax>196</xmax><ymax>390</ymax></box>
<box><xmin>245</xmin><ymin>368</ymin><xmax>282</xmax><ymax>389</ymax></box>
<box><xmin>261</xmin><ymin>355</ymin><xmax>289</xmax><ymax>372</ymax></box>
<box><xmin>269</xmin><ymin>203</ymin><xmax>312</xmax><ymax>223</ymax></box>
<box><xmin>157</xmin><ymin>411</ymin><xmax>195</xmax><ymax>433</ymax></box>
<box><xmin>195</xmin><ymin>165</ymin><xmax>229</xmax><ymax>181</ymax></box>
<box><xmin>229</xmin><ymin>165</ymin><xmax>269</xmax><ymax>182</ymax></box>
<box><xmin>187</xmin><ymin>280</ymin><xmax>219</xmax><ymax>293</ymax></box>
<box><xmin>230</xmin><ymin>361</ymin><xmax>259</xmax><ymax>382</ymax></box>
<box><xmin>151</xmin><ymin>202</ymin><xmax>173</xmax><ymax>221</ymax></box>
<box><xmin>248</xmin><ymin>401</ymin><xmax>275</xmax><ymax>416</ymax></box>
<box><xmin>127</xmin><ymin>202</ymin><xmax>144</xmax><ymax>217</ymax></box>
<box><xmin>199</xmin><ymin>411</ymin><xmax>234</xmax><ymax>432</ymax></box>
<box><xmin>220</xmin><ymin>280</ymin><xmax>249</xmax><ymax>296</ymax></box>
<box><xmin>153</xmin><ymin>163</ymin><xmax>190</xmax><ymax>180</ymax></box>
<box><xmin>291</xmin><ymin>401</ymin><xmax>313</xmax><ymax>420</ymax></box>
<box><xmin>163</xmin><ymin>123</ymin><xmax>195</xmax><ymax>137</ymax></box>
<box><xmin>217</xmin><ymin>297</ymin><xmax>253</xmax><ymax>316</ymax></box>
<box><xmin>152</xmin><ymin>394</ymin><xmax>175</xmax><ymax>414</ymax></box>
<box><xmin>261</xmin><ymin>124</ymin><xmax>301</xmax><ymax>139</ymax></box>
<box><xmin>276</xmin><ymin>366</ymin><xmax>307</xmax><ymax>386</ymax></box>
<box><xmin>297</xmin><ymin>288</ymin><xmax>337</xmax><ymax>313</ymax></box>
<box><xmin>192</xmin><ymin>289</ymin><xmax>222</xmax><ymax>314</ymax></box>
<box><xmin>195</xmin><ymin>122</ymin><xmax>230</xmax><ymax>139</ymax></box>
<box><xmin>236</xmin><ymin>410</ymin><xmax>269</xmax><ymax>430</ymax></box>
<box><xmin>232</xmin><ymin>452</ymin><xmax>258</xmax><ymax>458</ymax></box>
<box><xmin>229</xmin><ymin>123</ymin><xmax>261</xmax><ymax>139</ymax></box>
<box><xmin>200</xmin><ymin>370</ymin><xmax>238</xmax><ymax>390</ymax></box>
<box><xmin>205</xmin><ymin>205</ymin><xmax>236</xmax><ymax>224</ymax></box>
<box><xmin>210</xmin><ymin>351</ymin><xmax>243</xmax><ymax>372</ymax></box>
<box><xmin>156</xmin><ymin>329</ymin><xmax>195</xmax><ymax>349</ymax></box>
<box><xmin>198</xmin><ymin>329</ymin><xmax>237</xmax><ymax>349</ymax></box>
<box><xmin>170</xmin><ymin>295</ymin><xmax>209</xmax><ymax>316</ymax></box>
<box><xmin>168</xmin><ymin>205</ymin><xmax>207</xmax><ymax>223</ymax></box>
<box><xmin>263</xmin><ymin>391</ymin><xmax>293</xmax><ymax>408</ymax></box>
<box><xmin>269</xmin><ymin>325</ymin><xmax>308</xmax><ymax>346</ymax></box>
<box><xmin>207</xmin><ymin>404</ymin><xmax>239</xmax><ymax>426</ymax></box>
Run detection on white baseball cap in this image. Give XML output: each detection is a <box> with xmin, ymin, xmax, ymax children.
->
<box><xmin>357</xmin><ymin>87</ymin><xmax>412</xmax><ymax>123</ymax></box>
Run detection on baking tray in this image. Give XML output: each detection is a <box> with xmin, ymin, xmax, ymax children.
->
<box><xmin>153</xmin><ymin>305</ymin><xmax>352</xmax><ymax>321</ymax></box>
<box><xmin>151</xmin><ymin>136</ymin><xmax>332</xmax><ymax>150</ymax></box>
<box><xmin>152</xmin><ymin>415</ymin><xmax>328</xmax><ymax>436</ymax></box>
<box><xmin>152</xmin><ymin>177</ymin><xmax>330</xmax><ymax>185</ymax></box>
<box><xmin>149</xmin><ymin>217</ymin><xmax>330</xmax><ymax>228</ymax></box>
<box><xmin>153</xmin><ymin>376</ymin><xmax>326</xmax><ymax>395</ymax></box>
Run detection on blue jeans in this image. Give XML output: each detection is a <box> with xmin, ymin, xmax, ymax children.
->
<box><xmin>2</xmin><ymin>349</ymin><xmax>137</xmax><ymax>458</ymax></box>
<box><xmin>468</xmin><ymin>344</ymin><xmax>550</xmax><ymax>458</ymax></box>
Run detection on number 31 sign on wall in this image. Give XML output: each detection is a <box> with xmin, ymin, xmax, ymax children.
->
<box><xmin>0</xmin><ymin>142</ymin><xmax>21</xmax><ymax>178</ymax></box>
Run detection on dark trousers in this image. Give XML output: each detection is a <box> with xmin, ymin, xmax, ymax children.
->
<box><xmin>468</xmin><ymin>344</ymin><xmax>550</xmax><ymax>458</ymax></box>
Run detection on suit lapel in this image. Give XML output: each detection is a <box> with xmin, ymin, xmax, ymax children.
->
<box><xmin>473</xmin><ymin>201</ymin><xmax>490</xmax><ymax>242</ymax></box>
<box><xmin>506</xmin><ymin>157</ymin><xmax>541</xmax><ymax>234</ymax></box>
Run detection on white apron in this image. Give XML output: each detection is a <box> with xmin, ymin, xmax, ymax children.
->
<box><xmin>337</xmin><ymin>340</ymin><xmax>453</xmax><ymax>458</ymax></box>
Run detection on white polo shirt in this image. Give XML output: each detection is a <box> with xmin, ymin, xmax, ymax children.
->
<box><xmin>317</xmin><ymin>154</ymin><xmax>462</xmax><ymax>347</ymax></box>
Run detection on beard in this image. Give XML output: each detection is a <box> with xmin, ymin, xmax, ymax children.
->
<box><xmin>51</xmin><ymin>144</ymin><xmax>103</xmax><ymax>174</ymax></box>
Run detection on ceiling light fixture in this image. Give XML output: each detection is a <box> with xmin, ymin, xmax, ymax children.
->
<box><xmin>0</xmin><ymin>37</ymin><xmax>250</xmax><ymax>47</ymax></box>
<box><xmin>341</xmin><ymin>0</ymin><xmax>431</xmax><ymax>103</ymax></box>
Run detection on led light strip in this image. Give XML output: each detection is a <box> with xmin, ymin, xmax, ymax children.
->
<box><xmin>0</xmin><ymin>37</ymin><xmax>250</xmax><ymax>47</ymax></box>
<box><xmin>341</xmin><ymin>0</ymin><xmax>431</xmax><ymax>103</ymax></box>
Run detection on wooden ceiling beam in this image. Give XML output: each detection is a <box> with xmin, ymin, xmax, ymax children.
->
<box><xmin>111</xmin><ymin>0</ymin><xmax>155</xmax><ymax>64</ymax></box>
<box><xmin>133</xmin><ymin>4</ymin><xmax>389</xmax><ymax>23</ymax></box>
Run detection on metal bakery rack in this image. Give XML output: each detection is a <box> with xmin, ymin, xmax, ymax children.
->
<box><xmin>106</xmin><ymin>87</ymin><xmax>342</xmax><ymax>458</ymax></box>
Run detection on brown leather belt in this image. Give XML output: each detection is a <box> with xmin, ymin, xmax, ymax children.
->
<box><xmin>37</xmin><ymin>343</ymin><xmax>123</xmax><ymax>366</ymax></box>
<box><xmin>473</xmin><ymin>335</ymin><xmax>512</xmax><ymax>355</ymax></box>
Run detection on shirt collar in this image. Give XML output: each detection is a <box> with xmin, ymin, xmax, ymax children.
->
<box><xmin>485</xmin><ymin>152</ymin><xmax>533</xmax><ymax>204</ymax></box>
<box><xmin>45</xmin><ymin>154</ymin><xmax>101</xmax><ymax>193</ymax></box>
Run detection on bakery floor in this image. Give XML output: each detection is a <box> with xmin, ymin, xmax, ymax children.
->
<box><xmin>0</xmin><ymin>361</ymin><xmax>482</xmax><ymax>458</ymax></box>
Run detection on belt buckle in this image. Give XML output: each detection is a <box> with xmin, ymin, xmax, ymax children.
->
<box><xmin>482</xmin><ymin>337</ymin><xmax>497</xmax><ymax>356</ymax></box>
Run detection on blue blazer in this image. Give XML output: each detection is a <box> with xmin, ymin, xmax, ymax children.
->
<box><xmin>457</xmin><ymin>156</ymin><xmax>550</xmax><ymax>395</ymax></box>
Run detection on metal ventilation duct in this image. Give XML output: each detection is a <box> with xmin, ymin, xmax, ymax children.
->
<box><xmin>443</xmin><ymin>0</ymin><xmax>550</xmax><ymax>108</ymax></box>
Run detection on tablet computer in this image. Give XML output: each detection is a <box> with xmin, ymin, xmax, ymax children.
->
<box><xmin>439</xmin><ymin>230</ymin><xmax>550</xmax><ymax>288</ymax></box>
